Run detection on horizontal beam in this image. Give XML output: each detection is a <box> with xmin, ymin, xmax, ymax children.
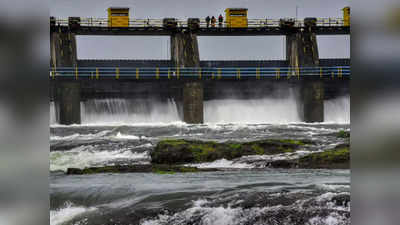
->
<box><xmin>77</xmin><ymin>59</ymin><xmax>350</xmax><ymax>68</ymax></box>
<box><xmin>49</xmin><ymin>66</ymin><xmax>350</xmax><ymax>80</ymax></box>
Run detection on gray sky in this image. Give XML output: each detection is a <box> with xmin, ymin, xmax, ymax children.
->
<box><xmin>50</xmin><ymin>0</ymin><xmax>350</xmax><ymax>60</ymax></box>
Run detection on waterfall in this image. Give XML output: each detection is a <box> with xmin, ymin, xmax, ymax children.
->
<box><xmin>50</xmin><ymin>101</ymin><xmax>57</xmax><ymax>125</ymax></box>
<box><xmin>80</xmin><ymin>98</ymin><xmax>180</xmax><ymax>124</ymax></box>
<box><xmin>49</xmin><ymin>95</ymin><xmax>350</xmax><ymax>125</ymax></box>
<box><xmin>324</xmin><ymin>95</ymin><xmax>350</xmax><ymax>123</ymax></box>
<box><xmin>204</xmin><ymin>91</ymin><xmax>301</xmax><ymax>124</ymax></box>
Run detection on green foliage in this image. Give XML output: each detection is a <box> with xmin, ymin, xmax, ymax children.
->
<box><xmin>152</xmin><ymin>138</ymin><xmax>308</xmax><ymax>164</ymax></box>
<box><xmin>278</xmin><ymin>139</ymin><xmax>306</xmax><ymax>145</ymax></box>
<box><xmin>337</xmin><ymin>130</ymin><xmax>350</xmax><ymax>138</ymax></box>
<box><xmin>153</xmin><ymin>169</ymin><xmax>176</xmax><ymax>175</ymax></box>
<box><xmin>251</xmin><ymin>144</ymin><xmax>264</xmax><ymax>155</ymax></box>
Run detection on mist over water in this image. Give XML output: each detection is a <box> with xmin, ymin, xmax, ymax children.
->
<box><xmin>50</xmin><ymin>101</ymin><xmax>57</xmax><ymax>125</ymax></box>
<box><xmin>204</xmin><ymin>95</ymin><xmax>301</xmax><ymax>124</ymax></box>
<box><xmin>324</xmin><ymin>95</ymin><xmax>350</xmax><ymax>123</ymax></box>
<box><xmin>50</xmin><ymin>95</ymin><xmax>350</xmax><ymax>125</ymax></box>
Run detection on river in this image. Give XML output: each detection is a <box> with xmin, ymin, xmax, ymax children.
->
<box><xmin>50</xmin><ymin>96</ymin><xmax>350</xmax><ymax>225</ymax></box>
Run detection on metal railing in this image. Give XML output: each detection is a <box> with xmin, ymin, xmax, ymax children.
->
<box><xmin>49</xmin><ymin>66</ymin><xmax>350</xmax><ymax>79</ymax></box>
<box><xmin>52</xmin><ymin>18</ymin><xmax>345</xmax><ymax>28</ymax></box>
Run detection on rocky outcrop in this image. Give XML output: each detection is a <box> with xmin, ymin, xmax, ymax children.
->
<box><xmin>66</xmin><ymin>164</ymin><xmax>219</xmax><ymax>175</ymax></box>
<box><xmin>296</xmin><ymin>145</ymin><xmax>349</xmax><ymax>169</ymax></box>
<box><xmin>65</xmin><ymin>139</ymin><xmax>349</xmax><ymax>175</ymax></box>
<box><xmin>151</xmin><ymin>139</ymin><xmax>311</xmax><ymax>164</ymax></box>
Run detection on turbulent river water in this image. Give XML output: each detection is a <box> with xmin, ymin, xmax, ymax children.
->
<box><xmin>50</xmin><ymin>96</ymin><xmax>350</xmax><ymax>225</ymax></box>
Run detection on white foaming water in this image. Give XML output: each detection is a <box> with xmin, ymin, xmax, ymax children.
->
<box><xmin>50</xmin><ymin>94</ymin><xmax>350</xmax><ymax>125</ymax></box>
<box><xmin>50</xmin><ymin>101</ymin><xmax>57</xmax><ymax>125</ymax></box>
<box><xmin>187</xmin><ymin>150</ymin><xmax>323</xmax><ymax>169</ymax></box>
<box><xmin>204</xmin><ymin>91</ymin><xmax>301</xmax><ymax>124</ymax></box>
<box><xmin>186</xmin><ymin>158</ymin><xmax>253</xmax><ymax>169</ymax></box>
<box><xmin>324</xmin><ymin>96</ymin><xmax>350</xmax><ymax>124</ymax></box>
<box><xmin>141</xmin><ymin>198</ymin><xmax>349</xmax><ymax>225</ymax></box>
<box><xmin>50</xmin><ymin>146</ymin><xmax>150</xmax><ymax>172</ymax></box>
<box><xmin>114</xmin><ymin>132</ymin><xmax>140</xmax><ymax>140</ymax></box>
<box><xmin>81</xmin><ymin>98</ymin><xmax>180</xmax><ymax>125</ymax></box>
<box><xmin>50</xmin><ymin>130</ymin><xmax>111</xmax><ymax>141</ymax></box>
<box><xmin>50</xmin><ymin>202</ymin><xmax>95</xmax><ymax>225</ymax></box>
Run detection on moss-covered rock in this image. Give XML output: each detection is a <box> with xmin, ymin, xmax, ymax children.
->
<box><xmin>67</xmin><ymin>164</ymin><xmax>153</xmax><ymax>174</ymax></box>
<box><xmin>66</xmin><ymin>164</ymin><xmax>218</xmax><ymax>175</ymax></box>
<box><xmin>296</xmin><ymin>145</ymin><xmax>350</xmax><ymax>169</ymax></box>
<box><xmin>151</xmin><ymin>139</ymin><xmax>311</xmax><ymax>164</ymax></box>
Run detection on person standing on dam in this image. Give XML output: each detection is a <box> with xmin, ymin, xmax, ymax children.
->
<box><xmin>211</xmin><ymin>16</ymin><xmax>216</xmax><ymax>27</ymax></box>
<box><xmin>205</xmin><ymin>16</ymin><xmax>210</xmax><ymax>27</ymax></box>
<box><xmin>218</xmin><ymin>14</ymin><xmax>223</xmax><ymax>27</ymax></box>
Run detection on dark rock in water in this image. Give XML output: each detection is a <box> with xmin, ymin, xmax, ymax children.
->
<box><xmin>66</xmin><ymin>168</ymin><xmax>84</xmax><ymax>175</ymax></box>
<box><xmin>67</xmin><ymin>164</ymin><xmax>153</xmax><ymax>174</ymax></box>
<box><xmin>332</xmin><ymin>194</ymin><xmax>350</xmax><ymax>207</ymax></box>
<box><xmin>269</xmin><ymin>160</ymin><xmax>296</xmax><ymax>168</ymax></box>
<box><xmin>151</xmin><ymin>139</ymin><xmax>310</xmax><ymax>164</ymax></box>
<box><xmin>66</xmin><ymin>164</ymin><xmax>219</xmax><ymax>175</ymax></box>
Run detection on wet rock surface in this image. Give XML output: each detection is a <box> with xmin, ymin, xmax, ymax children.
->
<box><xmin>151</xmin><ymin>139</ymin><xmax>312</xmax><ymax>164</ymax></box>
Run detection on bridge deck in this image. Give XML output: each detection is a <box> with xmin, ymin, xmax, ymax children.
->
<box><xmin>51</xmin><ymin>18</ymin><xmax>350</xmax><ymax>35</ymax></box>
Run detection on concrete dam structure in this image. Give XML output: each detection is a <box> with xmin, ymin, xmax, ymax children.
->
<box><xmin>50</xmin><ymin>18</ymin><xmax>350</xmax><ymax>125</ymax></box>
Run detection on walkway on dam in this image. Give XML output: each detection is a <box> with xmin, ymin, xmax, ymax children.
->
<box><xmin>51</xmin><ymin>18</ymin><xmax>349</xmax><ymax>35</ymax></box>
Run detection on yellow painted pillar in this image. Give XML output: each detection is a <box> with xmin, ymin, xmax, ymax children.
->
<box><xmin>116</xmin><ymin>67</ymin><xmax>120</xmax><ymax>79</ymax></box>
<box><xmin>256</xmin><ymin>68</ymin><xmax>260</xmax><ymax>79</ymax></box>
<box><xmin>156</xmin><ymin>67</ymin><xmax>160</xmax><ymax>79</ymax></box>
<box><xmin>198</xmin><ymin>68</ymin><xmax>202</xmax><ymax>79</ymax></box>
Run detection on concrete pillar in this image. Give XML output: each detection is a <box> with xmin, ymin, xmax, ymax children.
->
<box><xmin>301</xmin><ymin>80</ymin><xmax>324</xmax><ymax>123</ymax></box>
<box><xmin>170</xmin><ymin>32</ymin><xmax>200</xmax><ymax>67</ymax></box>
<box><xmin>51</xmin><ymin>31</ymin><xmax>80</xmax><ymax>124</ymax></box>
<box><xmin>287</xmin><ymin>30</ymin><xmax>324</xmax><ymax>122</ymax></box>
<box><xmin>171</xmin><ymin>32</ymin><xmax>203</xmax><ymax>123</ymax></box>
<box><xmin>286</xmin><ymin>31</ymin><xmax>319</xmax><ymax>67</ymax></box>
<box><xmin>57</xmin><ymin>82</ymin><xmax>81</xmax><ymax>125</ymax></box>
<box><xmin>50</xmin><ymin>32</ymin><xmax>77</xmax><ymax>67</ymax></box>
<box><xmin>183</xmin><ymin>82</ymin><xmax>204</xmax><ymax>123</ymax></box>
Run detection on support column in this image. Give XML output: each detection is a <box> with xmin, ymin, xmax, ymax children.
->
<box><xmin>170</xmin><ymin>32</ymin><xmax>200</xmax><ymax>67</ymax></box>
<box><xmin>183</xmin><ymin>82</ymin><xmax>204</xmax><ymax>124</ymax></box>
<box><xmin>51</xmin><ymin>31</ymin><xmax>80</xmax><ymax>124</ymax></box>
<box><xmin>287</xmin><ymin>30</ymin><xmax>324</xmax><ymax>122</ymax></box>
<box><xmin>301</xmin><ymin>80</ymin><xmax>324</xmax><ymax>123</ymax></box>
<box><xmin>50</xmin><ymin>32</ymin><xmax>77</xmax><ymax>68</ymax></box>
<box><xmin>286</xmin><ymin>31</ymin><xmax>319</xmax><ymax>67</ymax></box>
<box><xmin>58</xmin><ymin>82</ymin><xmax>81</xmax><ymax>125</ymax></box>
<box><xmin>171</xmin><ymin>32</ymin><xmax>203</xmax><ymax>123</ymax></box>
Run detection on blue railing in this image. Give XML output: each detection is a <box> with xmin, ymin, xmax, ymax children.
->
<box><xmin>49</xmin><ymin>66</ymin><xmax>350</xmax><ymax>79</ymax></box>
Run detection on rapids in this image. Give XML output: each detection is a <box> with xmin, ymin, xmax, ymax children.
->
<box><xmin>50</xmin><ymin>96</ymin><xmax>350</xmax><ymax>225</ymax></box>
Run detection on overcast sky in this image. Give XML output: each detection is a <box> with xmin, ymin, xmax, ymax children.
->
<box><xmin>50</xmin><ymin>0</ymin><xmax>350</xmax><ymax>60</ymax></box>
